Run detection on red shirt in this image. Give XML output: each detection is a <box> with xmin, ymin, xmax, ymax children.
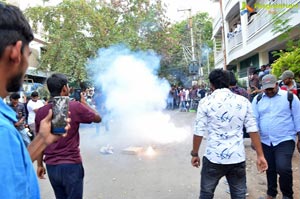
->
<box><xmin>280</xmin><ymin>85</ymin><xmax>297</xmax><ymax>95</ymax></box>
<box><xmin>35</xmin><ymin>101</ymin><xmax>96</xmax><ymax>165</ymax></box>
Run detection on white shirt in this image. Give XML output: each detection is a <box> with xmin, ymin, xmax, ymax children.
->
<box><xmin>194</xmin><ymin>88</ymin><xmax>258</xmax><ymax>164</ymax></box>
<box><xmin>27</xmin><ymin>99</ymin><xmax>44</xmax><ymax>124</ymax></box>
<box><xmin>185</xmin><ymin>89</ymin><xmax>190</xmax><ymax>101</ymax></box>
<box><xmin>252</xmin><ymin>89</ymin><xmax>300</xmax><ymax>146</ymax></box>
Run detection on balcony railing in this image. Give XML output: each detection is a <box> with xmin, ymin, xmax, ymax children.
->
<box><xmin>216</xmin><ymin>0</ymin><xmax>300</xmax><ymax>65</ymax></box>
<box><xmin>214</xmin><ymin>51</ymin><xmax>224</xmax><ymax>64</ymax></box>
<box><xmin>225</xmin><ymin>0</ymin><xmax>232</xmax><ymax>11</ymax></box>
<box><xmin>228</xmin><ymin>31</ymin><xmax>243</xmax><ymax>52</ymax></box>
<box><xmin>248</xmin><ymin>0</ymin><xmax>299</xmax><ymax>39</ymax></box>
<box><xmin>212</xmin><ymin>14</ymin><xmax>222</xmax><ymax>36</ymax></box>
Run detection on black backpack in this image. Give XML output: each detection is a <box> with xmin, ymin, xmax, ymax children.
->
<box><xmin>256</xmin><ymin>91</ymin><xmax>293</xmax><ymax>109</ymax></box>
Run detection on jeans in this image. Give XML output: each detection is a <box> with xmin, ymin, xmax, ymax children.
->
<box><xmin>46</xmin><ymin>163</ymin><xmax>84</xmax><ymax>199</ymax></box>
<box><xmin>200</xmin><ymin>156</ymin><xmax>246</xmax><ymax>199</ymax></box>
<box><xmin>19</xmin><ymin>128</ymin><xmax>31</xmax><ymax>147</ymax></box>
<box><xmin>29</xmin><ymin>123</ymin><xmax>36</xmax><ymax>136</ymax></box>
<box><xmin>166</xmin><ymin>97</ymin><xmax>174</xmax><ymax>109</ymax></box>
<box><xmin>262</xmin><ymin>140</ymin><xmax>295</xmax><ymax>199</ymax></box>
<box><xmin>179</xmin><ymin>101</ymin><xmax>186</xmax><ymax>111</ymax></box>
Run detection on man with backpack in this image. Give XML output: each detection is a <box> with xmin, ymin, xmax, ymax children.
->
<box><xmin>252</xmin><ymin>74</ymin><xmax>300</xmax><ymax>199</ymax></box>
<box><xmin>278</xmin><ymin>70</ymin><xmax>300</xmax><ymax>99</ymax></box>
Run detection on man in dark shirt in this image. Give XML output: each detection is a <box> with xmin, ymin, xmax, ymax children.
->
<box><xmin>197</xmin><ymin>85</ymin><xmax>206</xmax><ymax>99</ymax></box>
<box><xmin>229</xmin><ymin>71</ymin><xmax>249</xmax><ymax>99</ymax></box>
<box><xmin>35</xmin><ymin>73</ymin><xmax>101</xmax><ymax>199</ymax></box>
<box><xmin>8</xmin><ymin>92</ymin><xmax>31</xmax><ymax>146</ymax></box>
<box><xmin>248</xmin><ymin>67</ymin><xmax>261</xmax><ymax>102</ymax></box>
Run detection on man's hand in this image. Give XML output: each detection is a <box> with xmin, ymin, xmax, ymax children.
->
<box><xmin>191</xmin><ymin>156</ymin><xmax>200</xmax><ymax>168</ymax></box>
<box><xmin>37</xmin><ymin>165</ymin><xmax>46</xmax><ymax>179</ymax></box>
<box><xmin>256</xmin><ymin>155</ymin><xmax>268</xmax><ymax>173</ymax></box>
<box><xmin>14</xmin><ymin>117</ymin><xmax>25</xmax><ymax>127</ymax></box>
<box><xmin>80</xmin><ymin>92</ymin><xmax>87</xmax><ymax>104</ymax></box>
<box><xmin>39</xmin><ymin>109</ymin><xmax>71</xmax><ymax>146</ymax></box>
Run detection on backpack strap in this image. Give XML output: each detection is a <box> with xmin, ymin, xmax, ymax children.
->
<box><xmin>287</xmin><ymin>91</ymin><xmax>293</xmax><ymax>110</ymax></box>
<box><xmin>256</xmin><ymin>93</ymin><xmax>263</xmax><ymax>104</ymax></box>
<box><xmin>278</xmin><ymin>80</ymin><xmax>284</xmax><ymax>87</ymax></box>
<box><xmin>256</xmin><ymin>92</ymin><xmax>293</xmax><ymax>110</ymax></box>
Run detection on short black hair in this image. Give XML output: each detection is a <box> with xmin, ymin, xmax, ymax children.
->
<box><xmin>10</xmin><ymin>92</ymin><xmax>20</xmax><ymax>99</ymax></box>
<box><xmin>47</xmin><ymin>73</ymin><xmax>68</xmax><ymax>97</ymax></box>
<box><xmin>31</xmin><ymin>91</ymin><xmax>39</xmax><ymax>97</ymax></box>
<box><xmin>0</xmin><ymin>2</ymin><xmax>34</xmax><ymax>57</ymax></box>
<box><xmin>209</xmin><ymin>69</ymin><xmax>230</xmax><ymax>89</ymax></box>
<box><xmin>228</xmin><ymin>71</ymin><xmax>237</xmax><ymax>86</ymax></box>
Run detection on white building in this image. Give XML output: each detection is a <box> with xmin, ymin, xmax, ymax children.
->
<box><xmin>7</xmin><ymin>0</ymin><xmax>47</xmax><ymax>66</ymax></box>
<box><xmin>212</xmin><ymin>0</ymin><xmax>300</xmax><ymax>79</ymax></box>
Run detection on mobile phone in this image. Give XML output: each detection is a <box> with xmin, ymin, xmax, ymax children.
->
<box><xmin>74</xmin><ymin>89</ymin><xmax>81</xmax><ymax>101</ymax></box>
<box><xmin>52</xmin><ymin>96</ymin><xmax>69</xmax><ymax>134</ymax></box>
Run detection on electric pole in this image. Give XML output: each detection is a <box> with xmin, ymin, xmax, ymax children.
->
<box><xmin>178</xmin><ymin>8</ymin><xmax>196</xmax><ymax>61</ymax></box>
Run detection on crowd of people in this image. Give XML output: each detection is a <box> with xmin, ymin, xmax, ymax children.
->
<box><xmin>166</xmin><ymin>84</ymin><xmax>209</xmax><ymax>112</ymax></box>
<box><xmin>249</xmin><ymin>64</ymin><xmax>300</xmax><ymax>101</ymax></box>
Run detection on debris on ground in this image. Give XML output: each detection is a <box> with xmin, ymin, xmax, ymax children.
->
<box><xmin>100</xmin><ymin>144</ymin><xmax>114</xmax><ymax>154</ymax></box>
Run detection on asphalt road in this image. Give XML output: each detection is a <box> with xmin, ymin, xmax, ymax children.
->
<box><xmin>38</xmin><ymin>110</ymin><xmax>299</xmax><ymax>199</ymax></box>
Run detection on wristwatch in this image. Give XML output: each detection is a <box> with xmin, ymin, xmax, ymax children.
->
<box><xmin>190</xmin><ymin>150</ymin><xmax>199</xmax><ymax>157</ymax></box>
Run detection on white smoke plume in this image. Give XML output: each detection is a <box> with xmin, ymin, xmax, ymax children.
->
<box><xmin>87</xmin><ymin>45</ymin><xmax>188</xmax><ymax>145</ymax></box>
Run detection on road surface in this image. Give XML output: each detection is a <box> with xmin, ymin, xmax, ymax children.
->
<box><xmin>38</xmin><ymin>110</ymin><xmax>299</xmax><ymax>199</ymax></box>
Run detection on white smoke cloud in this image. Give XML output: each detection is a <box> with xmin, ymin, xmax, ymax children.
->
<box><xmin>87</xmin><ymin>45</ymin><xmax>188</xmax><ymax>145</ymax></box>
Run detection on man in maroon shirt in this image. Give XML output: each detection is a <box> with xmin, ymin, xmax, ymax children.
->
<box><xmin>35</xmin><ymin>73</ymin><xmax>101</xmax><ymax>199</ymax></box>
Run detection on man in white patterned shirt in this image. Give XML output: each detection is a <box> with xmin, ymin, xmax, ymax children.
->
<box><xmin>191</xmin><ymin>69</ymin><xmax>268</xmax><ymax>199</ymax></box>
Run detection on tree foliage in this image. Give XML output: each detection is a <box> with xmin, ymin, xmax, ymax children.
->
<box><xmin>159</xmin><ymin>12</ymin><xmax>213</xmax><ymax>82</ymax></box>
<box><xmin>272</xmin><ymin>45</ymin><xmax>300</xmax><ymax>81</ymax></box>
<box><xmin>270</xmin><ymin>12</ymin><xmax>300</xmax><ymax>81</ymax></box>
<box><xmin>25</xmin><ymin>0</ymin><xmax>171</xmax><ymax>84</ymax></box>
<box><xmin>25</xmin><ymin>0</ymin><xmax>213</xmax><ymax>86</ymax></box>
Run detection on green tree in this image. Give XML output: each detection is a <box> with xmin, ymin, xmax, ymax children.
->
<box><xmin>25</xmin><ymin>0</ymin><xmax>213</xmax><ymax>86</ymax></box>
<box><xmin>25</xmin><ymin>0</ymin><xmax>113</xmax><ymax>84</ymax></box>
<box><xmin>159</xmin><ymin>12</ymin><xmax>213</xmax><ymax>82</ymax></box>
<box><xmin>25</xmin><ymin>0</ymin><xmax>171</xmax><ymax>85</ymax></box>
<box><xmin>270</xmin><ymin>12</ymin><xmax>300</xmax><ymax>81</ymax></box>
<box><xmin>272</xmin><ymin>46</ymin><xmax>300</xmax><ymax>81</ymax></box>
